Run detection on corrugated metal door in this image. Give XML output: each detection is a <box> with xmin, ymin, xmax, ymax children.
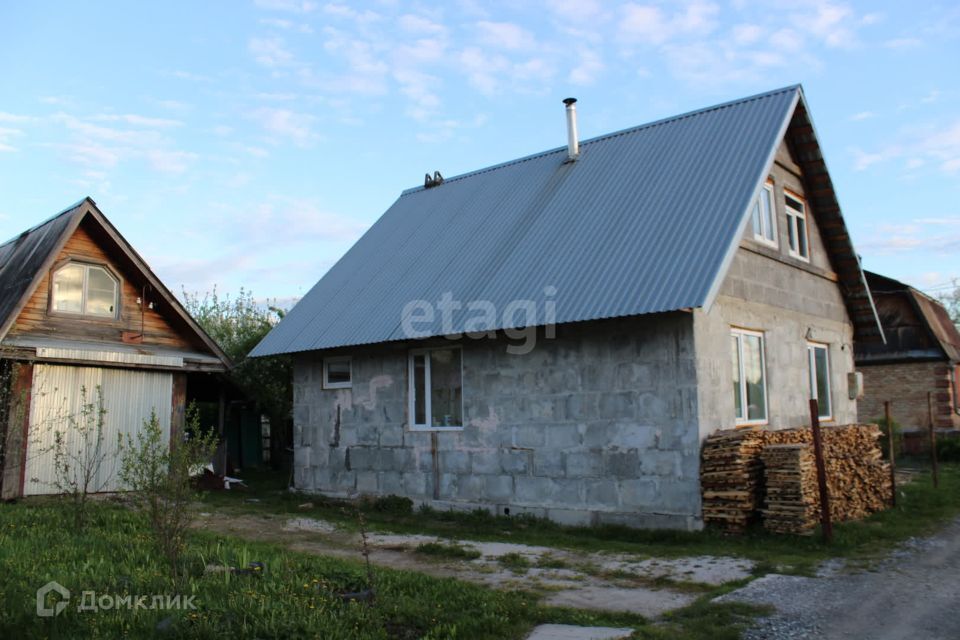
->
<box><xmin>24</xmin><ymin>365</ymin><xmax>172</xmax><ymax>495</ymax></box>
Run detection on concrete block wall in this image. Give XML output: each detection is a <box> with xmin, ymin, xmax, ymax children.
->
<box><xmin>292</xmin><ymin>313</ymin><xmax>704</xmax><ymax>530</ymax></box>
<box><xmin>858</xmin><ymin>361</ymin><xmax>959</xmax><ymax>429</ymax></box>
<box><xmin>695</xmin><ymin>245</ymin><xmax>857</xmax><ymax>436</ymax></box>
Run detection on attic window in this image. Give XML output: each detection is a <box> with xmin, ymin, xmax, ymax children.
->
<box><xmin>785</xmin><ymin>192</ymin><xmax>809</xmax><ymax>262</ymax></box>
<box><xmin>750</xmin><ymin>181</ymin><xmax>777</xmax><ymax>247</ymax></box>
<box><xmin>51</xmin><ymin>263</ymin><xmax>119</xmax><ymax>318</ymax></box>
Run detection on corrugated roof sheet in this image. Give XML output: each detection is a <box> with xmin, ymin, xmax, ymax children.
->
<box><xmin>253</xmin><ymin>86</ymin><xmax>805</xmax><ymax>356</ymax></box>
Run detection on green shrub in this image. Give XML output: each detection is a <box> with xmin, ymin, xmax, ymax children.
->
<box><xmin>937</xmin><ymin>437</ymin><xmax>960</xmax><ymax>462</ymax></box>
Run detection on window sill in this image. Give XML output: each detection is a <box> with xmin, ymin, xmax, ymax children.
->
<box><xmin>735</xmin><ymin>420</ymin><xmax>769</xmax><ymax>427</ymax></box>
<box><xmin>751</xmin><ymin>235</ymin><xmax>779</xmax><ymax>250</ymax></box>
<box><xmin>408</xmin><ymin>426</ymin><xmax>464</xmax><ymax>432</ymax></box>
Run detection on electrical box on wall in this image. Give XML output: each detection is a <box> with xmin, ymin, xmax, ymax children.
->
<box><xmin>848</xmin><ymin>371</ymin><xmax>864</xmax><ymax>400</ymax></box>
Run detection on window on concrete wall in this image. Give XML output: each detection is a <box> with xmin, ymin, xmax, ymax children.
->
<box><xmin>785</xmin><ymin>191</ymin><xmax>809</xmax><ymax>261</ymax></box>
<box><xmin>807</xmin><ymin>342</ymin><xmax>832</xmax><ymax>420</ymax></box>
<box><xmin>322</xmin><ymin>356</ymin><xmax>352</xmax><ymax>389</ymax></box>
<box><xmin>731</xmin><ymin>329</ymin><xmax>768</xmax><ymax>424</ymax></box>
<box><xmin>51</xmin><ymin>262</ymin><xmax>119</xmax><ymax>318</ymax></box>
<box><xmin>409</xmin><ymin>347</ymin><xmax>462</xmax><ymax>430</ymax></box>
<box><xmin>750</xmin><ymin>181</ymin><xmax>777</xmax><ymax>247</ymax></box>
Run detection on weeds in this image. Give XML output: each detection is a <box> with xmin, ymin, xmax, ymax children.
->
<box><xmin>414</xmin><ymin>541</ymin><xmax>482</xmax><ymax>560</ymax></box>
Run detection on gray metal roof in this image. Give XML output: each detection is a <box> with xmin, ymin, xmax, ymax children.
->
<box><xmin>253</xmin><ymin>86</ymin><xmax>815</xmax><ymax>356</ymax></box>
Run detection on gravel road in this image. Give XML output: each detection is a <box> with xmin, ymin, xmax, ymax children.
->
<box><xmin>719</xmin><ymin>517</ymin><xmax>960</xmax><ymax>640</ymax></box>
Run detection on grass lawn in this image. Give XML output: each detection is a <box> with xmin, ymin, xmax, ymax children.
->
<box><xmin>202</xmin><ymin>463</ymin><xmax>960</xmax><ymax>576</ymax></box>
<box><xmin>0</xmin><ymin>500</ymin><xmax>761</xmax><ymax>639</ymax></box>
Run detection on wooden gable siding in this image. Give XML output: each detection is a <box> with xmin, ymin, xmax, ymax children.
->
<box><xmin>9</xmin><ymin>221</ymin><xmax>197</xmax><ymax>350</ymax></box>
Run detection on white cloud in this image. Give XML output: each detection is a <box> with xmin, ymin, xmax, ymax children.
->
<box><xmin>0</xmin><ymin>127</ymin><xmax>23</xmax><ymax>152</ymax></box>
<box><xmin>92</xmin><ymin>114</ymin><xmax>182</xmax><ymax>128</ymax></box>
<box><xmin>249</xmin><ymin>36</ymin><xmax>296</xmax><ymax>67</ymax></box>
<box><xmin>398</xmin><ymin>14</ymin><xmax>446</xmax><ymax>36</ymax></box>
<box><xmin>146</xmin><ymin>149</ymin><xmax>197</xmax><ymax>174</ymax></box>
<box><xmin>731</xmin><ymin>23</ymin><xmax>763</xmax><ymax>45</ymax></box>
<box><xmin>619</xmin><ymin>1</ymin><xmax>719</xmax><ymax>46</ymax></box>
<box><xmin>569</xmin><ymin>48</ymin><xmax>604</xmax><ymax>85</ymax></box>
<box><xmin>475</xmin><ymin>21</ymin><xmax>537</xmax><ymax>50</ymax></box>
<box><xmin>849</xmin><ymin>111</ymin><xmax>874</xmax><ymax>121</ymax></box>
<box><xmin>254</xmin><ymin>0</ymin><xmax>316</xmax><ymax>13</ymax></box>
<box><xmin>251</xmin><ymin>107</ymin><xmax>319</xmax><ymax>146</ymax></box>
<box><xmin>259</xmin><ymin>17</ymin><xmax>314</xmax><ymax>33</ymax></box>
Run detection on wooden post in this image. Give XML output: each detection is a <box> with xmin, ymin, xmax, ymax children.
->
<box><xmin>809</xmin><ymin>399</ymin><xmax>833</xmax><ymax>544</ymax></box>
<box><xmin>927</xmin><ymin>392</ymin><xmax>939</xmax><ymax>489</ymax></box>
<box><xmin>218</xmin><ymin>385</ymin><xmax>227</xmax><ymax>476</ymax></box>
<box><xmin>885</xmin><ymin>401</ymin><xmax>896</xmax><ymax>507</ymax></box>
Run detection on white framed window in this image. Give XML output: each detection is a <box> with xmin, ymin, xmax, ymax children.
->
<box><xmin>750</xmin><ymin>181</ymin><xmax>777</xmax><ymax>247</ymax></box>
<box><xmin>731</xmin><ymin>328</ymin><xmax>768</xmax><ymax>425</ymax></box>
<box><xmin>807</xmin><ymin>343</ymin><xmax>832</xmax><ymax>420</ymax></box>
<box><xmin>785</xmin><ymin>191</ymin><xmax>810</xmax><ymax>261</ymax></box>
<box><xmin>322</xmin><ymin>356</ymin><xmax>352</xmax><ymax>389</ymax></box>
<box><xmin>51</xmin><ymin>262</ymin><xmax>119</xmax><ymax>318</ymax></box>
<box><xmin>408</xmin><ymin>347</ymin><xmax>463</xmax><ymax>430</ymax></box>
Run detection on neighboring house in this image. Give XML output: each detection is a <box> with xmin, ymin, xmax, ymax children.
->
<box><xmin>0</xmin><ymin>198</ymin><xmax>230</xmax><ymax>498</ymax></box>
<box><xmin>856</xmin><ymin>271</ymin><xmax>960</xmax><ymax>432</ymax></box>
<box><xmin>252</xmin><ymin>86</ymin><xmax>883</xmax><ymax>530</ymax></box>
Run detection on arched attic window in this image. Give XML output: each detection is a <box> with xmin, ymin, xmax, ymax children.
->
<box><xmin>51</xmin><ymin>262</ymin><xmax>119</xmax><ymax>318</ymax></box>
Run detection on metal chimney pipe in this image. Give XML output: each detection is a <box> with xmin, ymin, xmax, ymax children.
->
<box><xmin>563</xmin><ymin>97</ymin><xmax>579</xmax><ymax>161</ymax></box>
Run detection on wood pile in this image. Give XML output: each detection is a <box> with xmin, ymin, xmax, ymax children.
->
<box><xmin>701</xmin><ymin>424</ymin><xmax>892</xmax><ymax>535</ymax></box>
<box><xmin>764</xmin><ymin>424</ymin><xmax>892</xmax><ymax>523</ymax></box>
<box><xmin>760</xmin><ymin>444</ymin><xmax>819</xmax><ymax>535</ymax></box>
<box><xmin>700</xmin><ymin>427</ymin><xmax>767</xmax><ymax>532</ymax></box>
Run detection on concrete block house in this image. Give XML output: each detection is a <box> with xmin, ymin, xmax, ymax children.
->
<box><xmin>856</xmin><ymin>271</ymin><xmax>960</xmax><ymax>433</ymax></box>
<box><xmin>253</xmin><ymin>86</ymin><xmax>883</xmax><ymax>529</ymax></box>
<box><xmin>0</xmin><ymin>199</ymin><xmax>230</xmax><ymax>498</ymax></box>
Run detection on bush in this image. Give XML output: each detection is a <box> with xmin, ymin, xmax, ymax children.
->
<box><xmin>937</xmin><ymin>437</ymin><xmax>960</xmax><ymax>462</ymax></box>
<box><xmin>119</xmin><ymin>406</ymin><xmax>218</xmax><ymax>583</ymax></box>
<box><xmin>415</xmin><ymin>541</ymin><xmax>482</xmax><ymax>560</ymax></box>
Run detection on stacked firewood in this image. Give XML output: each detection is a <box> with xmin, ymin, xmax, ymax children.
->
<box><xmin>700</xmin><ymin>427</ymin><xmax>767</xmax><ymax>532</ymax></box>
<box><xmin>701</xmin><ymin>424</ymin><xmax>892</xmax><ymax>535</ymax></box>
<box><xmin>764</xmin><ymin>424</ymin><xmax>892</xmax><ymax>522</ymax></box>
<box><xmin>760</xmin><ymin>444</ymin><xmax>819</xmax><ymax>535</ymax></box>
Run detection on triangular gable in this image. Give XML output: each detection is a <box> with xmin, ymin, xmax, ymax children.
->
<box><xmin>702</xmin><ymin>87</ymin><xmax>884</xmax><ymax>344</ymax></box>
<box><xmin>0</xmin><ymin>198</ymin><xmax>230</xmax><ymax>366</ymax></box>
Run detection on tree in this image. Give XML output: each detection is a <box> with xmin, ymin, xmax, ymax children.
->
<box><xmin>182</xmin><ymin>287</ymin><xmax>292</xmax><ymax>468</ymax></box>
<box><xmin>938</xmin><ymin>279</ymin><xmax>960</xmax><ymax>330</ymax></box>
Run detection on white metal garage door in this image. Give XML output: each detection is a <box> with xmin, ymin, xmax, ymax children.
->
<box><xmin>23</xmin><ymin>365</ymin><xmax>173</xmax><ymax>496</ymax></box>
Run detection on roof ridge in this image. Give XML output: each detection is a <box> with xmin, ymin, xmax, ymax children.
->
<box><xmin>0</xmin><ymin>197</ymin><xmax>93</xmax><ymax>249</ymax></box>
<box><xmin>401</xmin><ymin>85</ymin><xmax>801</xmax><ymax>196</ymax></box>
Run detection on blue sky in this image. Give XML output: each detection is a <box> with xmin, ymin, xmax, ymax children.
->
<box><xmin>1</xmin><ymin>0</ymin><xmax>958</xmax><ymax>304</ymax></box>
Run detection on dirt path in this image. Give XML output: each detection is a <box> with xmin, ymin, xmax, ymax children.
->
<box><xmin>195</xmin><ymin>511</ymin><xmax>755</xmax><ymax>618</ymax></box>
<box><xmin>719</xmin><ymin>517</ymin><xmax>960</xmax><ymax>639</ymax></box>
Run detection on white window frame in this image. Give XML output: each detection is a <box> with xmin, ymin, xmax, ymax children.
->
<box><xmin>322</xmin><ymin>356</ymin><xmax>352</xmax><ymax>389</ymax></box>
<box><xmin>731</xmin><ymin>328</ymin><xmax>769</xmax><ymax>426</ymax></box>
<box><xmin>751</xmin><ymin>181</ymin><xmax>778</xmax><ymax>248</ymax></box>
<box><xmin>806</xmin><ymin>342</ymin><xmax>832</xmax><ymax>420</ymax></box>
<box><xmin>408</xmin><ymin>346</ymin><xmax>464</xmax><ymax>431</ymax></box>
<box><xmin>785</xmin><ymin>190</ymin><xmax>810</xmax><ymax>262</ymax></box>
<box><xmin>50</xmin><ymin>261</ymin><xmax>119</xmax><ymax>319</ymax></box>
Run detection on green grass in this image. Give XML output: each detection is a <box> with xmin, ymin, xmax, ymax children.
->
<box><xmin>0</xmin><ymin>498</ymin><xmax>771</xmax><ymax>639</ymax></box>
<box><xmin>498</xmin><ymin>552</ymin><xmax>532</xmax><ymax>572</ymax></box>
<box><xmin>414</xmin><ymin>542</ymin><xmax>481</xmax><ymax>561</ymax></box>
<box><xmin>204</xmin><ymin>464</ymin><xmax>960</xmax><ymax>575</ymax></box>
